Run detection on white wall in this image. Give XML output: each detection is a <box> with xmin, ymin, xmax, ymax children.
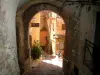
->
<box><xmin>0</xmin><ymin>0</ymin><xmax>20</xmax><ymax>75</ymax></box>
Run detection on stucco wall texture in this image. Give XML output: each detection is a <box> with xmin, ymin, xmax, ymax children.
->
<box><xmin>0</xmin><ymin>0</ymin><xmax>20</xmax><ymax>75</ymax></box>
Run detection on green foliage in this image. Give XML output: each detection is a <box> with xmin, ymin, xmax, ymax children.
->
<box><xmin>31</xmin><ymin>40</ymin><xmax>42</xmax><ymax>60</ymax></box>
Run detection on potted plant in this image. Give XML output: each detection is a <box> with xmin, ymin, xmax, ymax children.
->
<box><xmin>31</xmin><ymin>40</ymin><xmax>42</xmax><ymax>60</ymax></box>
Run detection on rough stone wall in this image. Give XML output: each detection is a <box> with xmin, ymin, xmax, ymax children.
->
<box><xmin>62</xmin><ymin>3</ymin><xmax>100</xmax><ymax>75</ymax></box>
<box><xmin>18</xmin><ymin>0</ymin><xmax>28</xmax><ymax>8</ymax></box>
<box><xmin>77</xmin><ymin>6</ymin><xmax>95</xmax><ymax>75</ymax></box>
<box><xmin>62</xmin><ymin>3</ymin><xmax>83</xmax><ymax>75</ymax></box>
<box><xmin>79</xmin><ymin>5</ymin><xmax>100</xmax><ymax>75</ymax></box>
<box><xmin>0</xmin><ymin>0</ymin><xmax>20</xmax><ymax>75</ymax></box>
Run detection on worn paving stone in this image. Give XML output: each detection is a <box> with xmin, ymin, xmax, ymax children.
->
<box><xmin>24</xmin><ymin>55</ymin><xmax>64</xmax><ymax>75</ymax></box>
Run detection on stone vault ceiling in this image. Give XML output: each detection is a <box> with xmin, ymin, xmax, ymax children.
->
<box><xmin>18</xmin><ymin>0</ymin><xmax>100</xmax><ymax>9</ymax></box>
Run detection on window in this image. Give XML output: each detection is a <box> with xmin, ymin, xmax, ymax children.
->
<box><xmin>62</xmin><ymin>24</ymin><xmax>66</xmax><ymax>30</ymax></box>
<box><xmin>31</xmin><ymin>23</ymin><xmax>39</xmax><ymax>27</ymax></box>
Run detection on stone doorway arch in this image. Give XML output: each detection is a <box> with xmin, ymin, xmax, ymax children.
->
<box><xmin>16</xmin><ymin>0</ymin><xmax>80</xmax><ymax>74</ymax></box>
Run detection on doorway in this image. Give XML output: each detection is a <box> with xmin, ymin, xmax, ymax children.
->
<box><xmin>93</xmin><ymin>12</ymin><xmax>100</xmax><ymax>74</ymax></box>
<box><xmin>94</xmin><ymin>12</ymin><xmax>100</xmax><ymax>46</ymax></box>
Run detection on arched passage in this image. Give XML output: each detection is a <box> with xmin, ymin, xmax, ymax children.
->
<box><xmin>16</xmin><ymin>0</ymin><xmax>80</xmax><ymax>74</ymax></box>
<box><xmin>29</xmin><ymin>10</ymin><xmax>66</xmax><ymax>57</ymax></box>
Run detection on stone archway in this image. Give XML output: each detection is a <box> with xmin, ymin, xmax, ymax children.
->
<box><xmin>16</xmin><ymin>0</ymin><xmax>80</xmax><ymax>74</ymax></box>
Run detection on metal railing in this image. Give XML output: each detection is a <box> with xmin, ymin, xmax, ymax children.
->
<box><xmin>83</xmin><ymin>39</ymin><xmax>94</xmax><ymax>72</ymax></box>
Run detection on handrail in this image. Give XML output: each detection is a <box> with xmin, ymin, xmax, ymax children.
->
<box><xmin>83</xmin><ymin>38</ymin><xmax>94</xmax><ymax>72</ymax></box>
<box><xmin>63</xmin><ymin>57</ymin><xmax>69</xmax><ymax>63</ymax></box>
<box><xmin>84</xmin><ymin>39</ymin><xmax>94</xmax><ymax>46</ymax></box>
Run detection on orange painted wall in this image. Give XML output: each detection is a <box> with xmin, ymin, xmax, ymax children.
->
<box><xmin>40</xmin><ymin>31</ymin><xmax>48</xmax><ymax>46</ymax></box>
<box><xmin>29</xmin><ymin>27</ymin><xmax>40</xmax><ymax>46</ymax></box>
<box><xmin>29</xmin><ymin>13</ymin><xmax>40</xmax><ymax>46</ymax></box>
